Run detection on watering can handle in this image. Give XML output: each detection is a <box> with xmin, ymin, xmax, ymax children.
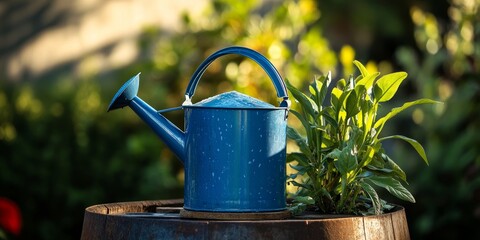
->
<box><xmin>183</xmin><ymin>46</ymin><xmax>290</xmax><ymax>108</ymax></box>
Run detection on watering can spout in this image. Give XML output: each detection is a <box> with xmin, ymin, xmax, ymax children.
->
<box><xmin>107</xmin><ymin>73</ymin><xmax>186</xmax><ymax>163</ymax></box>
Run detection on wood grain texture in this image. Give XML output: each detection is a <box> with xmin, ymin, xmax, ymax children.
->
<box><xmin>81</xmin><ymin>199</ymin><xmax>410</xmax><ymax>240</ymax></box>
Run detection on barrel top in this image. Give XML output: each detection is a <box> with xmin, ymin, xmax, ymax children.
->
<box><xmin>81</xmin><ymin>199</ymin><xmax>410</xmax><ymax>240</ymax></box>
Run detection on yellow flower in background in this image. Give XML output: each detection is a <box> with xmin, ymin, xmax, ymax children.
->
<box><xmin>340</xmin><ymin>45</ymin><xmax>355</xmax><ymax>76</ymax></box>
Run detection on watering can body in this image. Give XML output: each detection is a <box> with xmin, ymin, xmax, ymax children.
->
<box><xmin>183</xmin><ymin>93</ymin><xmax>287</xmax><ymax>211</ymax></box>
<box><xmin>108</xmin><ymin>46</ymin><xmax>290</xmax><ymax>212</ymax></box>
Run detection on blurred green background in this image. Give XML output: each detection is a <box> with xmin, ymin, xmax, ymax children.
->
<box><xmin>0</xmin><ymin>0</ymin><xmax>479</xmax><ymax>239</ymax></box>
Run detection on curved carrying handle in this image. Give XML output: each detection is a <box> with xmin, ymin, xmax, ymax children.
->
<box><xmin>183</xmin><ymin>46</ymin><xmax>290</xmax><ymax>108</ymax></box>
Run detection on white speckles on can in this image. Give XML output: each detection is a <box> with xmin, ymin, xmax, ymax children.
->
<box><xmin>258</xmin><ymin>163</ymin><xmax>262</xmax><ymax>167</ymax></box>
<box><xmin>212</xmin><ymin>172</ymin><xmax>215</xmax><ymax>177</ymax></box>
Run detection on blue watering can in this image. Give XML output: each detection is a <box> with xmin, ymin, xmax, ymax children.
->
<box><xmin>108</xmin><ymin>46</ymin><xmax>290</xmax><ymax>212</ymax></box>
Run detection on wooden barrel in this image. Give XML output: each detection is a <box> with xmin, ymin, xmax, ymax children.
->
<box><xmin>81</xmin><ymin>199</ymin><xmax>410</xmax><ymax>240</ymax></box>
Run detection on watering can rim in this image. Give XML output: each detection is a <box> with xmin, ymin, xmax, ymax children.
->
<box><xmin>182</xmin><ymin>105</ymin><xmax>289</xmax><ymax>110</ymax></box>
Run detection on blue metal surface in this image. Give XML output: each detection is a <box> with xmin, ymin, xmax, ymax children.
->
<box><xmin>107</xmin><ymin>46</ymin><xmax>290</xmax><ymax>212</ymax></box>
<box><xmin>107</xmin><ymin>74</ymin><xmax>186</xmax><ymax>162</ymax></box>
<box><xmin>107</xmin><ymin>73</ymin><xmax>140</xmax><ymax>111</ymax></box>
<box><xmin>183</xmin><ymin>107</ymin><xmax>286</xmax><ymax>211</ymax></box>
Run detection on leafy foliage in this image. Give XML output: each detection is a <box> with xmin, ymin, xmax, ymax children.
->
<box><xmin>393</xmin><ymin>1</ymin><xmax>480</xmax><ymax>238</ymax></box>
<box><xmin>286</xmin><ymin>61</ymin><xmax>440</xmax><ymax>215</ymax></box>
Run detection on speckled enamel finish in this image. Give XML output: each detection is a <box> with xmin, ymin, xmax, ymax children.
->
<box><xmin>183</xmin><ymin>107</ymin><xmax>287</xmax><ymax>212</ymax></box>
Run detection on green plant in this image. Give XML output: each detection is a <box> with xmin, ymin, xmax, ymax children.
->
<box><xmin>286</xmin><ymin>60</ymin><xmax>440</xmax><ymax>215</ymax></box>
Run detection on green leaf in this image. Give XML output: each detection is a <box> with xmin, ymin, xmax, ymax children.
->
<box><xmin>289</xmin><ymin>180</ymin><xmax>313</xmax><ymax>190</ymax></box>
<box><xmin>317</xmin><ymin>72</ymin><xmax>332</xmax><ymax>107</ymax></box>
<box><xmin>335</xmin><ymin>89</ymin><xmax>352</xmax><ymax>122</ymax></box>
<box><xmin>288</xmin><ymin>173</ymin><xmax>298</xmax><ymax>179</ymax></box>
<box><xmin>290</xmin><ymin>109</ymin><xmax>313</xmax><ymax>142</ymax></box>
<box><xmin>360</xmin><ymin>98</ymin><xmax>375</xmax><ymax>138</ymax></box>
<box><xmin>287</xmin><ymin>80</ymin><xmax>318</xmax><ymax>118</ymax></box>
<box><xmin>367</xmin><ymin>176</ymin><xmax>416</xmax><ymax>203</ymax></box>
<box><xmin>308</xmin><ymin>73</ymin><xmax>332</xmax><ymax>110</ymax></box>
<box><xmin>373</xmin><ymin>72</ymin><xmax>407</xmax><ymax>103</ymax></box>
<box><xmin>331</xmin><ymin>87</ymin><xmax>343</xmax><ymax>111</ymax></box>
<box><xmin>345</xmin><ymin>90</ymin><xmax>360</xmax><ymax>120</ymax></box>
<box><xmin>353</xmin><ymin>60</ymin><xmax>370</xmax><ymax>77</ymax></box>
<box><xmin>359</xmin><ymin>181</ymin><xmax>382</xmax><ymax>215</ymax></box>
<box><xmin>337</xmin><ymin>79</ymin><xmax>346</xmax><ymax>89</ymax></box>
<box><xmin>378</xmin><ymin>135</ymin><xmax>429</xmax><ymax>165</ymax></box>
<box><xmin>325</xmin><ymin>148</ymin><xmax>342</xmax><ymax>159</ymax></box>
<box><xmin>287</xmin><ymin>152</ymin><xmax>310</xmax><ymax>165</ymax></box>
<box><xmin>346</xmin><ymin>75</ymin><xmax>355</xmax><ymax>90</ymax></box>
<box><xmin>289</xmin><ymin>163</ymin><xmax>306</xmax><ymax>172</ymax></box>
<box><xmin>359</xmin><ymin>146</ymin><xmax>375</xmax><ymax>168</ymax></box>
<box><xmin>288</xmin><ymin>202</ymin><xmax>307</xmax><ymax>216</ymax></box>
<box><xmin>366</xmin><ymin>165</ymin><xmax>393</xmax><ymax>174</ymax></box>
<box><xmin>320</xmin><ymin>108</ymin><xmax>339</xmax><ymax>130</ymax></box>
<box><xmin>294</xmin><ymin>195</ymin><xmax>315</xmax><ymax>205</ymax></box>
<box><xmin>332</xmin><ymin>147</ymin><xmax>357</xmax><ymax>176</ymax></box>
<box><xmin>287</xmin><ymin>126</ymin><xmax>313</xmax><ymax>158</ymax></box>
<box><xmin>383</xmin><ymin>154</ymin><xmax>407</xmax><ymax>182</ymax></box>
<box><xmin>356</xmin><ymin>72</ymin><xmax>380</xmax><ymax>90</ymax></box>
<box><xmin>309</xmin><ymin>76</ymin><xmax>321</xmax><ymax>103</ymax></box>
<box><xmin>374</xmin><ymin>98</ymin><xmax>441</xmax><ymax>130</ymax></box>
